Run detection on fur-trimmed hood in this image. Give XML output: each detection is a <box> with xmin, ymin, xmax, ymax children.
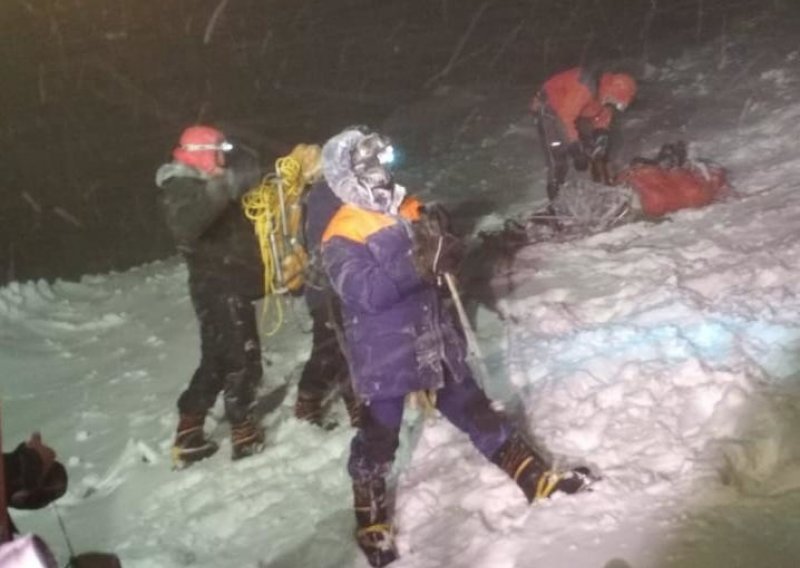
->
<box><xmin>155</xmin><ymin>161</ymin><xmax>210</xmax><ymax>188</ymax></box>
<box><xmin>321</xmin><ymin>129</ymin><xmax>406</xmax><ymax>215</ymax></box>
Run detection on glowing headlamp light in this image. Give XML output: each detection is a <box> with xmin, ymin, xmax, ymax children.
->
<box><xmin>183</xmin><ymin>141</ymin><xmax>234</xmax><ymax>152</ymax></box>
<box><xmin>602</xmin><ymin>98</ymin><xmax>627</xmax><ymax>112</ymax></box>
<box><xmin>377</xmin><ymin>145</ymin><xmax>395</xmax><ymax>166</ymax></box>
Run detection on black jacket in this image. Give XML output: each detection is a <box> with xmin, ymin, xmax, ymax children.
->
<box><xmin>155</xmin><ymin>163</ymin><xmax>264</xmax><ymax>299</ymax></box>
<box><xmin>301</xmin><ymin>181</ymin><xmax>343</xmax><ymax>312</ymax></box>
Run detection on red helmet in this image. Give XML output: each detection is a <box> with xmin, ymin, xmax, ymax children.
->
<box><xmin>599</xmin><ymin>73</ymin><xmax>637</xmax><ymax>111</ymax></box>
<box><xmin>172</xmin><ymin>125</ymin><xmax>232</xmax><ymax>174</ymax></box>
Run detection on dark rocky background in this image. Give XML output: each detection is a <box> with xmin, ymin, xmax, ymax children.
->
<box><xmin>0</xmin><ymin>0</ymin><xmax>779</xmax><ymax>284</ymax></box>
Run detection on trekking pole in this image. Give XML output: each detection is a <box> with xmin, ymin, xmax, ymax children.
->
<box><xmin>442</xmin><ymin>272</ymin><xmax>494</xmax><ymax>396</ymax></box>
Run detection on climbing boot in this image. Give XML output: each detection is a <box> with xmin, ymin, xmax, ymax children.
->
<box><xmin>171</xmin><ymin>414</ymin><xmax>219</xmax><ymax>469</ymax></box>
<box><xmin>492</xmin><ymin>433</ymin><xmax>595</xmax><ymax>502</ymax></box>
<box><xmin>353</xmin><ymin>477</ymin><xmax>398</xmax><ymax>567</ymax></box>
<box><xmin>230</xmin><ymin>416</ymin><xmax>266</xmax><ymax>460</ymax></box>
<box><xmin>294</xmin><ymin>389</ymin><xmax>326</xmax><ymax>426</ymax></box>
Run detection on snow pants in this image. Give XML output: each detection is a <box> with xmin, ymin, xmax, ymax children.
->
<box><xmin>177</xmin><ymin>280</ymin><xmax>262</xmax><ymax>425</ymax></box>
<box><xmin>347</xmin><ymin>365</ymin><xmax>512</xmax><ymax>482</ymax></box>
<box><xmin>297</xmin><ymin>303</ymin><xmax>352</xmax><ymax>401</ymax></box>
<box><xmin>536</xmin><ymin>103</ymin><xmax>570</xmax><ymax>203</ymax></box>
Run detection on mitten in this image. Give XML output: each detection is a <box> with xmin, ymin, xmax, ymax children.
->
<box><xmin>419</xmin><ymin>202</ymin><xmax>454</xmax><ymax>234</ymax></box>
<box><xmin>411</xmin><ymin>217</ymin><xmax>464</xmax><ymax>282</ymax></box>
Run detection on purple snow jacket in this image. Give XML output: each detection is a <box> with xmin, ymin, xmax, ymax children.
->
<box><xmin>320</xmin><ymin>130</ymin><xmax>470</xmax><ymax>401</ymax></box>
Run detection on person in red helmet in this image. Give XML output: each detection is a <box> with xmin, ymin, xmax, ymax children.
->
<box><xmin>531</xmin><ymin>67</ymin><xmax>637</xmax><ymax>205</ymax></box>
<box><xmin>155</xmin><ymin>125</ymin><xmax>267</xmax><ymax>468</ymax></box>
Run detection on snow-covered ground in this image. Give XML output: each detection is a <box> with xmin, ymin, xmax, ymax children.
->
<box><xmin>4</xmin><ymin>15</ymin><xmax>800</xmax><ymax>568</ymax></box>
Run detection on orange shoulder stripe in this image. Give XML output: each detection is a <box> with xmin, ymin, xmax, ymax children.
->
<box><xmin>399</xmin><ymin>195</ymin><xmax>423</xmax><ymax>221</ymax></box>
<box><xmin>322</xmin><ymin>204</ymin><xmax>398</xmax><ymax>244</ymax></box>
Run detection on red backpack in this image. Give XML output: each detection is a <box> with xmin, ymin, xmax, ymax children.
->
<box><xmin>615</xmin><ymin>160</ymin><xmax>728</xmax><ymax>218</ymax></box>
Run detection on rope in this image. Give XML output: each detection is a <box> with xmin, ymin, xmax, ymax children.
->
<box><xmin>357</xmin><ymin>523</ymin><xmax>393</xmax><ymax>538</ymax></box>
<box><xmin>241</xmin><ymin>150</ymin><xmax>314</xmax><ymax>336</ymax></box>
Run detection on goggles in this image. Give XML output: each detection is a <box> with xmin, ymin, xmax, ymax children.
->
<box><xmin>182</xmin><ymin>141</ymin><xmax>234</xmax><ymax>153</ymax></box>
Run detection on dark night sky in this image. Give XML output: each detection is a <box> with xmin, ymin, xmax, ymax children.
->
<box><xmin>0</xmin><ymin>0</ymin><xmax>771</xmax><ymax>284</ymax></box>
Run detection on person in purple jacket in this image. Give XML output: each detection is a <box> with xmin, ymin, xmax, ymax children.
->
<box><xmin>319</xmin><ymin>127</ymin><xmax>594</xmax><ymax>567</ymax></box>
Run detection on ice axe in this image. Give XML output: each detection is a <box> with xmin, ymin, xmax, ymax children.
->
<box><xmin>442</xmin><ymin>272</ymin><xmax>496</xmax><ymax>402</ymax></box>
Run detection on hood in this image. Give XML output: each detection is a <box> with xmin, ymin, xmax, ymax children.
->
<box><xmin>321</xmin><ymin>129</ymin><xmax>405</xmax><ymax>215</ymax></box>
<box><xmin>155</xmin><ymin>162</ymin><xmax>210</xmax><ymax>188</ymax></box>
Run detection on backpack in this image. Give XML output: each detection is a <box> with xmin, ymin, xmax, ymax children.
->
<box><xmin>615</xmin><ymin>141</ymin><xmax>728</xmax><ymax>217</ymax></box>
<box><xmin>616</xmin><ymin>159</ymin><xmax>728</xmax><ymax>217</ymax></box>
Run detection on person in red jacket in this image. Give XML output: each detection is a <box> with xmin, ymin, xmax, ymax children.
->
<box><xmin>531</xmin><ymin>67</ymin><xmax>637</xmax><ymax>204</ymax></box>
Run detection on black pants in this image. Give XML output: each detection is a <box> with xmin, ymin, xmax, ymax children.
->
<box><xmin>297</xmin><ymin>301</ymin><xmax>351</xmax><ymax>401</ymax></box>
<box><xmin>536</xmin><ymin>104</ymin><xmax>570</xmax><ymax>203</ymax></box>
<box><xmin>177</xmin><ymin>280</ymin><xmax>262</xmax><ymax>424</ymax></box>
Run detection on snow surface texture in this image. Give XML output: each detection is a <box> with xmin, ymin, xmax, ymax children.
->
<box><xmin>4</xmin><ymin>20</ymin><xmax>800</xmax><ymax>568</ymax></box>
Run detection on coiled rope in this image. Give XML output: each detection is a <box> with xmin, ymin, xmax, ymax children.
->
<box><xmin>241</xmin><ymin>145</ymin><xmax>320</xmax><ymax>335</ymax></box>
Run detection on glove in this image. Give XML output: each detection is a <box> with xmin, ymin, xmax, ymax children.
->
<box><xmin>588</xmin><ymin>129</ymin><xmax>610</xmax><ymax>160</ymax></box>
<box><xmin>568</xmin><ymin>141</ymin><xmax>589</xmax><ymax>171</ymax></box>
<box><xmin>419</xmin><ymin>202</ymin><xmax>454</xmax><ymax>234</ymax></box>
<box><xmin>7</xmin><ymin>437</ymin><xmax>68</xmax><ymax>510</ymax></box>
<box><xmin>412</xmin><ymin>213</ymin><xmax>464</xmax><ymax>284</ymax></box>
<box><xmin>280</xmin><ymin>244</ymin><xmax>308</xmax><ymax>294</ymax></box>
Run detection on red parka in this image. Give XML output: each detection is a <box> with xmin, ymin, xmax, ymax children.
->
<box><xmin>532</xmin><ymin>67</ymin><xmax>613</xmax><ymax>142</ymax></box>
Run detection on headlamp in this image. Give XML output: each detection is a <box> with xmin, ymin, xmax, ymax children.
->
<box><xmin>602</xmin><ymin>98</ymin><xmax>627</xmax><ymax>112</ymax></box>
<box><xmin>182</xmin><ymin>141</ymin><xmax>234</xmax><ymax>152</ymax></box>
<box><xmin>377</xmin><ymin>145</ymin><xmax>395</xmax><ymax>166</ymax></box>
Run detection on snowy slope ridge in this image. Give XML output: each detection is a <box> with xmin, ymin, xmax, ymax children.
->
<box><xmin>4</xmin><ymin>20</ymin><xmax>800</xmax><ymax>568</ymax></box>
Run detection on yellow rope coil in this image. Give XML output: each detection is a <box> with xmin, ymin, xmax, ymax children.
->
<box><xmin>241</xmin><ymin>144</ymin><xmax>321</xmax><ymax>336</ymax></box>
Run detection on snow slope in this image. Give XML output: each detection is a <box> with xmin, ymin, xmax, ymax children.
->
<box><xmin>3</xmin><ymin>14</ymin><xmax>800</xmax><ymax>568</ymax></box>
